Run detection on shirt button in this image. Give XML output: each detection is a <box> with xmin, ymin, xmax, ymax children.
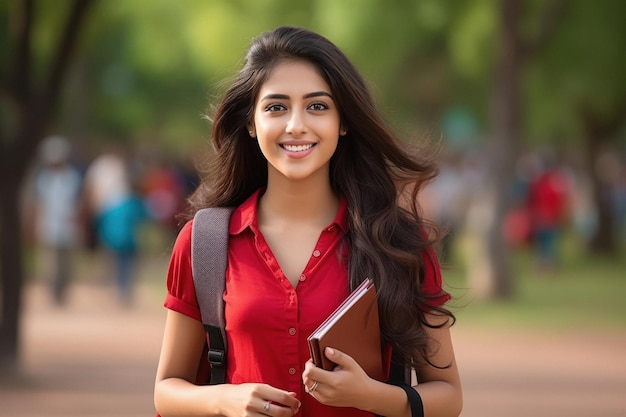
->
<box><xmin>288</xmin><ymin>327</ymin><xmax>296</xmax><ymax>336</ymax></box>
<box><xmin>299</xmin><ymin>274</ymin><xmax>306</xmax><ymax>282</ymax></box>
<box><xmin>312</xmin><ymin>249</ymin><xmax>321</xmax><ymax>257</ymax></box>
<box><xmin>289</xmin><ymin>367</ymin><xmax>297</xmax><ymax>375</ymax></box>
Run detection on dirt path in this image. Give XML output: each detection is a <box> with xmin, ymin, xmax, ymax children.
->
<box><xmin>1</xmin><ymin>282</ymin><xmax>624</xmax><ymax>417</ymax></box>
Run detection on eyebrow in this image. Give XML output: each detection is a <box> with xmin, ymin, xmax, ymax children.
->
<box><xmin>259</xmin><ymin>91</ymin><xmax>333</xmax><ymax>101</ymax></box>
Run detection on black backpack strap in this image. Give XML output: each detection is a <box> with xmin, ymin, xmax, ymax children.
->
<box><xmin>191</xmin><ymin>207</ymin><xmax>235</xmax><ymax>385</ymax></box>
<box><xmin>387</xmin><ymin>350</ymin><xmax>422</xmax><ymax>417</ymax></box>
<box><xmin>388</xmin><ymin>349</ymin><xmax>413</xmax><ymax>385</ymax></box>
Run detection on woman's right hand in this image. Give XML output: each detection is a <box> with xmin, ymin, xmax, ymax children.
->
<box><xmin>155</xmin><ymin>311</ymin><xmax>300</xmax><ymax>416</ymax></box>
<box><xmin>218</xmin><ymin>383</ymin><xmax>301</xmax><ymax>416</ymax></box>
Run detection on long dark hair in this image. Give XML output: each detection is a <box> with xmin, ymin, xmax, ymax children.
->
<box><xmin>186</xmin><ymin>26</ymin><xmax>454</xmax><ymax>370</ymax></box>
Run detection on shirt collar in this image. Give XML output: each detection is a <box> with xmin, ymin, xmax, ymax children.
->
<box><xmin>229</xmin><ymin>188</ymin><xmax>349</xmax><ymax>235</ymax></box>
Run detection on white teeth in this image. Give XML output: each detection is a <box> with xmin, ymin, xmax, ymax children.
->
<box><xmin>283</xmin><ymin>144</ymin><xmax>313</xmax><ymax>152</ymax></box>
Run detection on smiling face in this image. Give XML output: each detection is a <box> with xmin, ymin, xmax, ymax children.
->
<box><xmin>250</xmin><ymin>59</ymin><xmax>343</xmax><ymax>185</ymax></box>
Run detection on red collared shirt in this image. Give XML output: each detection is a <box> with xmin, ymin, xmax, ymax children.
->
<box><xmin>164</xmin><ymin>189</ymin><xmax>449</xmax><ymax>417</ymax></box>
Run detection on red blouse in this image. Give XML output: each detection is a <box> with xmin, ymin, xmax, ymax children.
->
<box><xmin>164</xmin><ymin>189</ymin><xmax>449</xmax><ymax>417</ymax></box>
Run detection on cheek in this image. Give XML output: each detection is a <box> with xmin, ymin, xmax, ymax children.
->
<box><xmin>322</xmin><ymin>121</ymin><xmax>342</xmax><ymax>142</ymax></box>
<box><xmin>255</xmin><ymin>125</ymin><xmax>278</xmax><ymax>146</ymax></box>
<box><xmin>254</xmin><ymin>114</ymin><xmax>280</xmax><ymax>137</ymax></box>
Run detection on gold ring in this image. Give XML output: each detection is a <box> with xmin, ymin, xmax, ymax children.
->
<box><xmin>263</xmin><ymin>401</ymin><xmax>270</xmax><ymax>412</ymax></box>
<box><xmin>305</xmin><ymin>380</ymin><xmax>319</xmax><ymax>393</ymax></box>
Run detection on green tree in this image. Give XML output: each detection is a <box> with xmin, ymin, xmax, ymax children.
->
<box><xmin>446</xmin><ymin>0</ymin><xmax>567</xmax><ymax>299</ymax></box>
<box><xmin>0</xmin><ymin>0</ymin><xmax>96</xmax><ymax>373</ymax></box>
<box><xmin>527</xmin><ymin>0</ymin><xmax>626</xmax><ymax>253</ymax></box>
<box><xmin>449</xmin><ymin>0</ymin><xmax>625</xmax><ymax>298</ymax></box>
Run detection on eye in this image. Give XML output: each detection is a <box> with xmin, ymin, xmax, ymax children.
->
<box><xmin>265</xmin><ymin>103</ymin><xmax>287</xmax><ymax>112</ymax></box>
<box><xmin>308</xmin><ymin>102</ymin><xmax>328</xmax><ymax>111</ymax></box>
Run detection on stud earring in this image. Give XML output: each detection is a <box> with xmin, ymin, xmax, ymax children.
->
<box><xmin>340</xmin><ymin>129</ymin><xmax>348</xmax><ymax>136</ymax></box>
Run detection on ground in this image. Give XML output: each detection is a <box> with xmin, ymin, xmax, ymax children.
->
<box><xmin>1</xmin><ymin>281</ymin><xmax>624</xmax><ymax>417</ymax></box>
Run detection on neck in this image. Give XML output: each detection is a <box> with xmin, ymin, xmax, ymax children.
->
<box><xmin>259</xmin><ymin>174</ymin><xmax>339</xmax><ymax>229</ymax></box>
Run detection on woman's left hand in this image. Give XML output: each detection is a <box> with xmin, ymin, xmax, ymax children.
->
<box><xmin>302</xmin><ymin>347</ymin><xmax>376</xmax><ymax>408</ymax></box>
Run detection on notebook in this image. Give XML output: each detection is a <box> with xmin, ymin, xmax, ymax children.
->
<box><xmin>307</xmin><ymin>278</ymin><xmax>384</xmax><ymax>381</ymax></box>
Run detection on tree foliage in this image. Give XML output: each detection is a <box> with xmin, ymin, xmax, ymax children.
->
<box><xmin>526</xmin><ymin>0</ymin><xmax>626</xmax><ymax>144</ymax></box>
<box><xmin>1</xmin><ymin>0</ymin><xmax>624</xmax><ymax>373</ymax></box>
<box><xmin>53</xmin><ymin>0</ymin><xmax>474</xmax><ymax>150</ymax></box>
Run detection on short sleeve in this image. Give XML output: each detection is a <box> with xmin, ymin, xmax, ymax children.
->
<box><xmin>420</xmin><ymin>245</ymin><xmax>451</xmax><ymax>308</ymax></box>
<box><xmin>163</xmin><ymin>220</ymin><xmax>202</xmax><ymax>321</ymax></box>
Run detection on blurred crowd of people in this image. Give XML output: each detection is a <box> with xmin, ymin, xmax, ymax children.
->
<box><xmin>23</xmin><ymin>135</ymin><xmax>198</xmax><ymax>306</ymax></box>
<box><xmin>23</xmin><ymin>134</ymin><xmax>625</xmax><ymax>305</ymax></box>
<box><xmin>422</xmin><ymin>146</ymin><xmax>626</xmax><ymax>274</ymax></box>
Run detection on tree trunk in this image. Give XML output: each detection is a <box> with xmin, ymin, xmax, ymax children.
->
<box><xmin>0</xmin><ymin>167</ymin><xmax>25</xmax><ymax>374</ymax></box>
<box><xmin>469</xmin><ymin>0</ymin><xmax>524</xmax><ymax>299</ymax></box>
<box><xmin>0</xmin><ymin>114</ymin><xmax>41</xmax><ymax>374</ymax></box>
<box><xmin>466</xmin><ymin>0</ymin><xmax>567</xmax><ymax>298</ymax></box>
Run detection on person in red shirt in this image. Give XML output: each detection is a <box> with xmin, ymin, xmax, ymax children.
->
<box><xmin>527</xmin><ymin>163</ymin><xmax>571</xmax><ymax>272</ymax></box>
<box><xmin>154</xmin><ymin>26</ymin><xmax>462</xmax><ymax>417</ymax></box>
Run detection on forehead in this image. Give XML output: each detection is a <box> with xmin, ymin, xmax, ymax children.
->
<box><xmin>258</xmin><ymin>59</ymin><xmax>331</xmax><ymax>96</ymax></box>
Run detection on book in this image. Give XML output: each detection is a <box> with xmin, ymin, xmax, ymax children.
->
<box><xmin>307</xmin><ymin>278</ymin><xmax>384</xmax><ymax>381</ymax></box>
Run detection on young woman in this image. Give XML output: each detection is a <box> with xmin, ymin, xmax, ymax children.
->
<box><xmin>154</xmin><ymin>26</ymin><xmax>462</xmax><ymax>417</ymax></box>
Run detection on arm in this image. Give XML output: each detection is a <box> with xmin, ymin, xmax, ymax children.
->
<box><xmin>411</xmin><ymin>313</ymin><xmax>463</xmax><ymax>417</ymax></box>
<box><xmin>154</xmin><ymin>310</ymin><xmax>301</xmax><ymax>417</ymax></box>
<box><xmin>302</xmin><ymin>313</ymin><xmax>462</xmax><ymax>417</ymax></box>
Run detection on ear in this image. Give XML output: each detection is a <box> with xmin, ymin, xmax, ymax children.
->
<box><xmin>247</xmin><ymin>125</ymin><xmax>256</xmax><ymax>138</ymax></box>
<box><xmin>340</xmin><ymin>127</ymin><xmax>348</xmax><ymax>136</ymax></box>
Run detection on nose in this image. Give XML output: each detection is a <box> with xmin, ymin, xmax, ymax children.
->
<box><xmin>285</xmin><ymin>109</ymin><xmax>307</xmax><ymax>136</ymax></box>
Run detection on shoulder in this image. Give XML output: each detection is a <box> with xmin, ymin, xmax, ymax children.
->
<box><xmin>165</xmin><ymin>219</ymin><xmax>202</xmax><ymax>320</ymax></box>
<box><xmin>168</xmin><ymin>220</ymin><xmax>194</xmax><ymax>268</ymax></box>
<box><xmin>174</xmin><ymin>219</ymin><xmax>194</xmax><ymax>250</ymax></box>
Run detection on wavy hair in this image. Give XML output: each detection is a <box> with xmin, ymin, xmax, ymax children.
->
<box><xmin>186</xmin><ymin>26</ymin><xmax>454</xmax><ymax>370</ymax></box>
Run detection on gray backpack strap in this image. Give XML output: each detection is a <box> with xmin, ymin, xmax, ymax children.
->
<box><xmin>191</xmin><ymin>207</ymin><xmax>234</xmax><ymax>385</ymax></box>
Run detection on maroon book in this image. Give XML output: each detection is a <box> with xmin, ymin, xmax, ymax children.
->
<box><xmin>307</xmin><ymin>278</ymin><xmax>384</xmax><ymax>381</ymax></box>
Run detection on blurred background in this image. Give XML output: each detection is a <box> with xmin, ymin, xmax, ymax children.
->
<box><xmin>1</xmin><ymin>1</ymin><xmax>624</xmax><ymax>416</ymax></box>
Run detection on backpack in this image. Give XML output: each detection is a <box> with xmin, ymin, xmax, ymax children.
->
<box><xmin>190</xmin><ymin>207</ymin><xmax>412</xmax><ymax>386</ymax></box>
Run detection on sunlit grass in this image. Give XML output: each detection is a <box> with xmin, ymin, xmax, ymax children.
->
<box><xmin>25</xmin><ymin>223</ymin><xmax>624</xmax><ymax>334</ymax></box>
<box><xmin>445</xmin><ymin>230</ymin><xmax>626</xmax><ymax>332</ymax></box>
